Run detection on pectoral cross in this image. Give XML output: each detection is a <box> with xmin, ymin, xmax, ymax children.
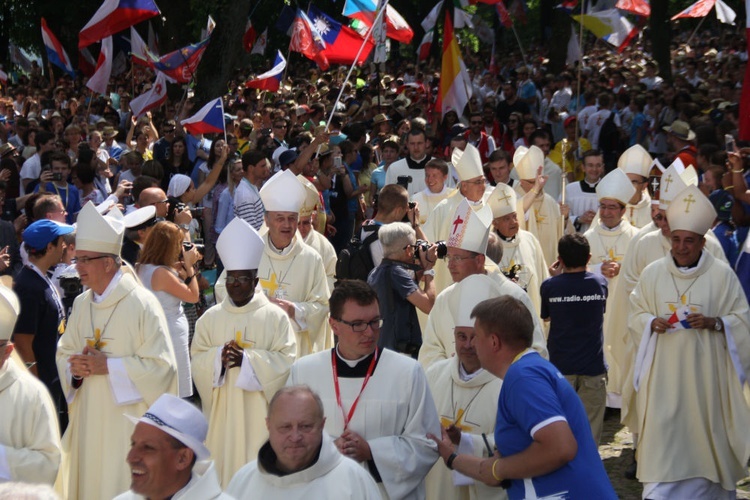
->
<box><xmin>606</xmin><ymin>248</ymin><xmax>623</xmax><ymax>263</ymax></box>
<box><xmin>650</xmin><ymin>177</ymin><xmax>660</xmax><ymax>193</ymax></box>
<box><xmin>662</xmin><ymin>174</ymin><xmax>673</xmax><ymax>192</ymax></box>
<box><xmin>452</xmin><ymin>215</ymin><xmax>464</xmax><ymax>234</ymax></box>
<box><xmin>235</xmin><ymin>331</ymin><xmax>254</xmax><ymax>349</ymax></box>
<box><xmin>440</xmin><ymin>408</ymin><xmax>475</xmax><ymax>433</ymax></box>
<box><xmin>260</xmin><ymin>272</ymin><xmax>280</xmax><ymax>298</ymax></box>
<box><xmin>497</xmin><ymin>192</ymin><xmax>512</xmax><ymax>206</ymax></box>
<box><xmin>86</xmin><ymin>328</ymin><xmax>107</xmax><ymax>350</ymax></box>
<box><xmin>534</xmin><ymin>208</ymin><xmax>546</xmax><ymax>224</ymax></box>
<box><xmin>683</xmin><ymin>194</ymin><xmax>696</xmax><ymax>213</ymax></box>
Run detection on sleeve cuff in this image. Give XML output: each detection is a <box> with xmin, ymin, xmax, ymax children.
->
<box><xmin>291</xmin><ymin>303</ymin><xmax>307</xmax><ymax>331</ymax></box>
<box><xmin>530</xmin><ymin>416</ymin><xmax>567</xmax><ymax>438</ymax></box>
<box><xmin>235</xmin><ymin>351</ymin><xmax>263</xmax><ymax>392</ymax></box>
<box><xmin>0</xmin><ymin>445</ymin><xmax>11</xmax><ymax>481</ymax></box>
<box><xmin>214</xmin><ymin>348</ymin><xmax>226</xmax><ymax>388</ymax></box>
<box><xmin>107</xmin><ymin>358</ymin><xmax>144</xmax><ymax>406</ymax></box>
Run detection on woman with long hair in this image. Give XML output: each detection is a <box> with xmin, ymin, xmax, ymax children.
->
<box><xmin>507</xmin><ymin>112</ymin><xmax>524</xmax><ymax>145</ymax></box>
<box><xmin>514</xmin><ymin>118</ymin><xmax>538</xmax><ymax>149</ymax></box>
<box><xmin>136</xmin><ymin>221</ymin><xmax>200</xmax><ymax>398</ymax></box>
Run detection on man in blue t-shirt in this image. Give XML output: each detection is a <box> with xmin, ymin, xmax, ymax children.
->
<box><xmin>541</xmin><ymin>233</ymin><xmax>608</xmax><ymax>444</ymax></box>
<box><xmin>428</xmin><ymin>295</ymin><xmax>616</xmax><ymax>500</ymax></box>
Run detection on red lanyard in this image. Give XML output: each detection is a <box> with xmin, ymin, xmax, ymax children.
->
<box><xmin>331</xmin><ymin>348</ymin><xmax>378</xmax><ymax>430</ymax></box>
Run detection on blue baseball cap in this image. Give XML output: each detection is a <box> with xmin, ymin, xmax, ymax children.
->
<box><xmin>23</xmin><ymin>220</ymin><xmax>75</xmax><ymax>251</ymax></box>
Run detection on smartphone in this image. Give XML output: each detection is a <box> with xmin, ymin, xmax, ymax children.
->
<box><xmin>334</xmin><ymin>156</ymin><xmax>343</xmax><ymax>169</ymax></box>
<box><xmin>725</xmin><ymin>134</ymin><xmax>736</xmax><ymax>153</ymax></box>
<box><xmin>52</xmin><ymin>173</ymin><xmax>63</xmax><ymax>181</ymax></box>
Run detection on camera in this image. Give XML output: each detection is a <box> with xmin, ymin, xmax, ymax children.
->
<box><xmin>166</xmin><ymin>197</ymin><xmax>187</xmax><ymax>222</ymax></box>
<box><xmin>414</xmin><ymin>240</ymin><xmax>448</xmax><ymax>260</ymax></box>
<box><xmin>59</xmin><ymin>272</ymin><xmax>83</xmax><ymax>317</ymax></box>
<box><xmin>397</xmin><ymin>175</ymin><xmax>412</xmax><ymax>188</ymax></box>
<box><xmin>182</xmin><ymin>241</ymin><xmax>205</xmax><ymax>257</ymax></box>
<box><xmin>408</xmin><ymin>201</ymin><xmax>416</xmax><ymax>209</ymax></box>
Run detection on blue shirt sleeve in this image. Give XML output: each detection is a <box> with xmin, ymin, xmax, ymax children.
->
<box><xmin>391</xmin><ymin>265</ymin><xmax>419</xmax><ymax>300</ymax></box>
<box><xmin>505</xmin><ymin>367</ymin><xmax>566</xmax><ymax>437</ymax></box>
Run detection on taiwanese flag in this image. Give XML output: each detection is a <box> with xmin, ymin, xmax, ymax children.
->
<box><xmin>289</xmin><ymin>9</ymin><xmax>328</xmax><ymax>70</ymax></box>
<box><xmin>740</xmin><ymin>0</ymin><xmax>750</xmax><ymax>141</ymax></box>
<box><xmin>149</xmin><ymin>37</ymin><xmax>210</xmax><ymax>83</ymax></box>
<box><xmin>79</xmin><ymin>0</ymin><xmax>161</xmax><ymax>48</ymax></box>
<box><xmin>243</xmin><ymin>19</ymin><xmax>256</xmax><ymax>53</ymax></box>
<box><xmin>307</xmin><ymin>5</ymin><xmax>374</xmax><ymax>66</ymax></box>
<box><xmin>245</xmin><ymin>50</ymin><xmax>286</xmax><ymax>91</ymax></box>
<box><xmin>181</xmin><ymin>97</ymin><xmax>225</xmax><ymax>135</ymax></box>
<box><xmin>41</xmin><ymin>18</ymin><xmax>76</xmax><ymax>78</ymax></box>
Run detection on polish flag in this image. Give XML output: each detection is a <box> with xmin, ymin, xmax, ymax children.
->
<box><xmin>86</xmin><ymin>36</ymin><xmax>113</xmax><ymax>95</ymax></box>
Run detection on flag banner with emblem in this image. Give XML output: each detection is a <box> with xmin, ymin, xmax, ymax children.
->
<box><xmin>308</xmin><ymin>5</ymin><xmax>374</xmax><ymax>66</ymax></box>
<box><xmin>251</xmin><ymin>28</ymin><xmax>268</xmax><ymax>55</ymax></box>
<box><xmin>343</xmin><ymin>0</ymin><xmax>414</xmax><ymax>44</ymax></box>
<box><xmin>41</xmin><ymin>18</ymin><xmax>76</xmax><ymax>78</ymax></box>
<box><xmin>129</xmin><ymin>71</ymin><xmax>168</xmax><ymax>118</ymax></box>
<box><xmin>245</xmin><ymin>51</ymin><xmax>286</xmax><ymax>91</ymax></box>
<box><xmin>289</xmin><ymin>9</ymin><xmax>328</xmax><ymax>69</ymax></box>
<box><xmin>148</xmin><ymin>37</ymin><xmax>210</xmax><ymax>83</ymax></box>
<box><xmin>86</xmin><ymin>36</ymin><xmax>113</xmax><ymax>95</ymax></box>
<box><xmin>130</xmin><ymin>26</ymin><xmax>158</xmax><ymax>66</ymax></box>
<box><xmin>671</xmin><ymin>0</ymin><xmax>735</xmax><ymax>23</ymax></box>
<box><xmin>79</xmin><ymin>0</ymin><xmax>161</xmax><ymax>48</ymax></box>
<box><xmin>181</xmin><ymin>97</ymin><xmax>225</xmax><ymax>135</ymax></box>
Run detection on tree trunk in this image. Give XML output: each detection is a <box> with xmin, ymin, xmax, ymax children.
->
<box><xmin>649</xmin><ymin>0</ymin><xmax>672</xmax><ymax>82</ymax></box>
<box><xmin>193</xmin><ymin>0</ymin><xmax>252</xmax><ymax>107</ymax></box>
<box><xmin>547</xmin><ymin>1</ymin><xmax>572</xmax><ymax>74</ymax></box>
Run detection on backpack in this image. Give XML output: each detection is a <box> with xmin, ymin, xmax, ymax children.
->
<box><xmin>335</xmin><ymin>225</ymin><xmax>380</xmax><ymax>282</ymax></box>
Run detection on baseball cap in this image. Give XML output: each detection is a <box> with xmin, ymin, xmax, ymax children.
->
<box><xmin>23</xmin><ymin>220</ymin><xmax>75</xmax><ymax>251</ymax></box>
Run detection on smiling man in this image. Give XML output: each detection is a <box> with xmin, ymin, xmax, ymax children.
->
<box><xmin>286</xmin><ymin>280</ymin><xmax>441</xmax><ymax>499</ymax></box>
<box><xmin>226</xmin><ymin>386</ymin><xmax>380</xmax><ymax>499</ymax></box>
<box><xmin>192</xmin><ymin>217</ymin><xmax>296</xmax><ymax>487</ymax></box>
<box><xmin>115</xmin><ymin>394</ymin><xmax>231</xmax><ymax>500</ymax></box>
<box><xmin>629</xmin><ymin>185</ymin><xmax>750</xmax><ymax>500</ymax></box>
<box><xmin>55</xmin><ymin>202</ymin><xmax>177</xmax><ymax>500</ymax></box>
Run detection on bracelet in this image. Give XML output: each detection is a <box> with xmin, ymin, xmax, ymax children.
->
<box><xmin>724</xmin><ymin>185</ymin><xmax>734</xmax><ymax>190</ymax></box>
<box><xmin>446</xmin><ymin>452</ymin><xmax>458</xmax><ymax>470</ymax></box>
<box><xmin>72</xmin><ymin>375</ymin><xmax>83</xmax><ymax>381</ymax></box>
<box><xmin>732</xmin><ymin>169</ymin><xmax>744</xmax><ymax>174</ymax></box>
<box><xmin>184</xmin><ymin>274</ymin><xmax>195</xmax><ymax>285</ymax></box>
<box><xmin>530</xmin><ymin>188</ymin><xmax>539</xmax><ymax>195</ymax></box>
<box><xmin>491</xmin><ymin>459</ymin><xmax>502</xmax><ymax>481</ymax></box>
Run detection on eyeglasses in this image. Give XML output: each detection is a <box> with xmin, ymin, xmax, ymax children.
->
<box><xmin>335</xmin><ymin>317</ymin><xmax>383</xmax><ymax>332</ymax></box>
<box><xmin>72</xmin><ymin>255</ymin><xmax>110</xmax><ymax>264</ymax></box>
<box><xmin>150</xmin><ymin>199</ymin><xmax>169</xmax><ymax>206</ymax></box>
<box><xmin>274</xmin><ymin>124</ymin><xmax>287</xmax><ymax>129</ymax></box>
<box><xmin>444</xmin><ymin>254</ymin><xmax>476</xmax><ymax>263</ymax></box>
<box><xmin>164</xmin><ymin>129</ymin><xmax>175</xmax><ymax>134</ymax></box>
<box><xmin>226</xmin><ymin>275</ymin><xmax>255</xmax><ymax>285</ymax></box>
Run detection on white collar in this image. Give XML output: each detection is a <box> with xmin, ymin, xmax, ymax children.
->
<box><xmin>458</xmin><ymin>362</ymin><xmax>484</xmax><ymax>382</ymax></box>
<box><xmin>335</xmin><ymin>345</ymin><xmax>370</xmax><ymax>368</ymax></box>
<box><xmin>599</xmin><ymin>220</ymin><xmax>623</xmax><ymax>232</ymax></box>
<box><xmin>93</xmin><ymin>269</ymin><xmax>123</xmax><ymax>303</ymax></box>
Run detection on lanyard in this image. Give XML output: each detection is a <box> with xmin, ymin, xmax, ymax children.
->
<box><xmin>331</xmin><ymin>348</ymin><xmax>378</xmax><ymax>430</ymax></box>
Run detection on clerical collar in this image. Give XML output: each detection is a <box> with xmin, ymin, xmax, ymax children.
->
<box><xmin>459</xmin><ymin>362</ymin><xmax>483</xmax><ymax>381</ymax></box>
<box><xmin>498</xmin><ymin>232</ymin><xmax>515</xmax><ymax>243</ymax></box>
<box><xmin>466</xmin><ymin>198</ymin><xmax>483</xmax><ymax>206</ymax></box>
<box><xmin>93</xmin><ymin>269</ymin><xmax>123</xmax><ymax>303</ymax></box>
<box><xmin>599</xmin><ymin>221</ymin><xmax>622</xmax><ymax>232</ymax></box>
<box><xmin>580</xmin><ymin>179</ymin><xmax>599</xmax><ymax>193</ymax></box>
<box><xmin>269</xmin><ymin>238</ymin><xmax>294</xmax><ymax>256</ymax></box>
<box><xmin>673</xmin><ymin>251</ymin><xmax>705</xmax><ymax>274</ymax></box>
<box><xmin>406</xmin><ymin>155</ymin><xmax>430</xmax><ymax>170</ymax></box>
<box><xmin>333</xmin><ymin>346</ymin><xmax>382</xmax><ymax>377</ymax></box>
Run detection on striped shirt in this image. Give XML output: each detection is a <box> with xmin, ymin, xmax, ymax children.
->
<box><xmin>233</xmin><ymin>178</ymin><xmax>265</xmax><ymax>230</ymax></box>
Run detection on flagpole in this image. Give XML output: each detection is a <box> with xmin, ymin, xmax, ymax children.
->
<box><xmin>325</xmin><ymin>0</ymin><xmax>390</xmax><ymax>130</ymax></box>
<box><xmin>684</xmin><ymin>16</ymin><xmax>708</xmax><ymax>48</ymax></box>
<box><xmin>573</xmin><ymin>0</ymin><xmax>585</xmax><ymax>167</ymax></box>
<box><xmin>510</xmin><ymin>22</ymin><xmax>528</xmax><ymax>67</ymax></box>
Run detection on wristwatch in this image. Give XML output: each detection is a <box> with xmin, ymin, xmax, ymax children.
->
<box><xmin>714</xmin><ymin>318</ymin><xmax>722</xmax><ymax>331</ymax></box>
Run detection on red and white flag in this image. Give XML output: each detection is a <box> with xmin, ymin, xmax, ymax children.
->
<box><xmin>739</xmin><ymin>0</ymin><xmax>750</xmax><ymax>140</ymax></box>
<box><xmin>243</xmin><ymin>20</ymin><xmax>257</xmax><ymax>52</ymax></box>
<box><xmin>130</xmin><ymin>26</ymin><xmax>157</xmax><ymax>66</ymax></box>
<box><xmin>251</xmin><ymin>28</ymin><xmax>268</xmax><ymax>55</ymax></box>
<box><xmin>418</xmin><ymin>30</ymin><xmax>433</xmax><ymax>62</ymax></box>
<box><xmin>86</xmin><ymin>36</ymin><xmax>113</xmax><ymax>95</ymax></box>
<box><xmin>129</xmin><ymin>71</ymin><xmax>168</xmax><ymax>118</ymax></box>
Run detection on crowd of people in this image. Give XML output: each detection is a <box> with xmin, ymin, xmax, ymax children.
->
<box><xmin>0</xmin><ymin>18</ymin><xmax>749</xmax><ymax>500</ymax></box>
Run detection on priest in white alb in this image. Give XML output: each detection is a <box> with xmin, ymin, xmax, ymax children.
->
<box><xmin>191</xmin><ymin>217</ymin><xmax>297</xmax><ymax>487</ymax></box>
<box><xmin>423</xmin><ymin>144</ymin><xmax>491</xmax><ymax>296</ymax></box>
<box><xmin>564</xmin><ymin>149</ymin><xmax>604</xmax><ymax>233</ymax></box>
<box><xmin>286</xmin><ymin>280</ymin><xmax>441</xmax><ymax>499</ymax></box>
<box><xmin>424</xmin><ymin>274</ymin><xmax>505</xmax><ymax>500</ymax></box>
<box><xmin>583</xmin><ymin>168</ymin><xmax>638</xmax><ymax>408</ymax></box>
<box><xmin>0</xmin><ymin>286</ymin><xmax>61</xmax><ymax>485</ymax></box>
<box><xmin>56</xmin><ymin>202</ymin><xmax>177</xmax><ymax>500</ymax></box>
<box><xmin>616</xmin><ymin>145</ymin><xmax>653</xmax><ymax>229</ymax></box>
<box><xmin>487</xmin><ymin>182</ymin><xmax>548</xmax><ymax>315</ymax></box>
<box><xmin>513</xmin><ymin>145</ymin><xmax>573</xmax><ymax>266</ymax></box>
<box><xmin>419</xmin><ymin>199</ymin><xmax>547</xmax><ymax>370</ymax></box>
<box><xmin>629</xmin><ymin>184</ymin><xmax>750</xmax><ymax>500</ymax></box>
<box><xmin>297</xmin><ymin>175</ymin><xmax>336</xmax><ymax>292</ymax></box>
